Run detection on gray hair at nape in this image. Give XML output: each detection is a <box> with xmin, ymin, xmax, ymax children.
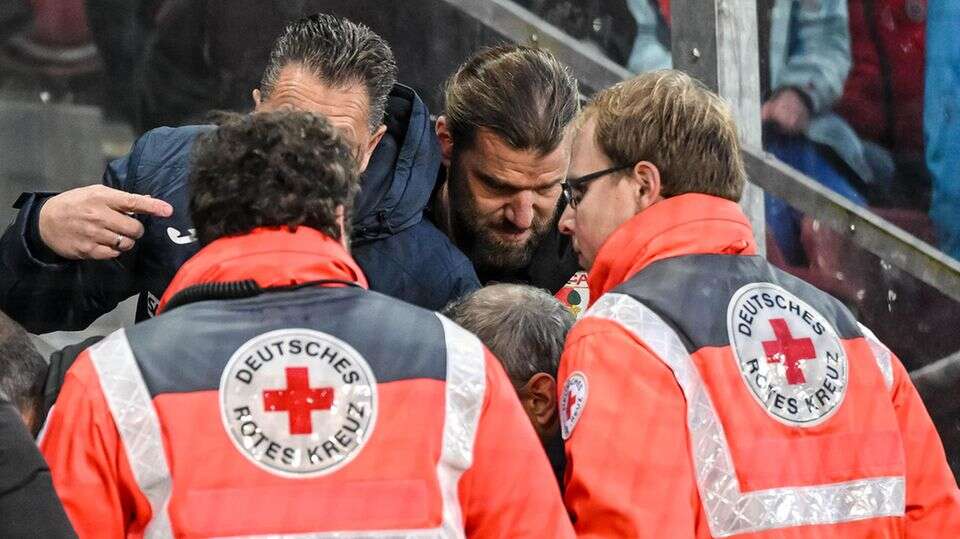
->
<box><xmin>0</xmin><ymin>309</ymin><xmax>47</xmax><ymax>427</ymax></box>
<box><xmin>442</xmin><ymin>284</ymin><xmax>575</xmax><ymax>388</ymax></box>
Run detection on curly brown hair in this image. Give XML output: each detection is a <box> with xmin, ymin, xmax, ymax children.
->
<box><xmin>189</xmin><ymin>111</ymin><xmax>360</xmax><ymax>245</ymax></box>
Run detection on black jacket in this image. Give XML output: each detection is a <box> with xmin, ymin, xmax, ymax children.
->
<box><xmin>0</xmin><ymin>398</ymin><xmax>75</xmax><ymax>538</ymax></box>
<box><xmin>0</xmin><ymin>85</ymin><xmax>479</xmax><ymax>333</ymax></box>
<box><xmin>453</xmin><ymin>198</ymin><xmax>581</xmax><ymax>294</ymax></box>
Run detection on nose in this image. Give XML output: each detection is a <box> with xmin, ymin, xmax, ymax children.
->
<box><xmin>505</xmin><ymin>191</ymin><xmax>535</xmax><ymax>230</ymax></box>
<box><xmin>558</xmin><ymin>203</ymin><xmax>575</xmax><ymax>236</ymax></box>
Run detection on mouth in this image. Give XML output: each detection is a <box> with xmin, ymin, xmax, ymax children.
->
<box><xmin>492</xmin><ymin>228</ymin><xmax>532</xmax><ymax>245</ymax></box>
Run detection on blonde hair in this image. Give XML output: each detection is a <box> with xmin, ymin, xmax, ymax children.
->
<box><xmin>585</xmin><ymin>69</ymin><xmax>745</xmax><ymax>201</ymax></box>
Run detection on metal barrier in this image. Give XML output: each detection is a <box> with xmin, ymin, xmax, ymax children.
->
<box><xmin>439</xmin><ymin>0</ymin><xmax>960</xmax><ymax>304</ymax></box>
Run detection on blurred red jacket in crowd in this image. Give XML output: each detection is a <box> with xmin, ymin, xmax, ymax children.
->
<box><xmin>836</xmin><ymin>0</ymin><xmax>926</xmax><ymax>159</ymax></box>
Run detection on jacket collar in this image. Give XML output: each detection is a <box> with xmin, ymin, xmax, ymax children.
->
<box><xmin>587</xmin><ymin>193</ymin><xmax>757</xmax><ymax>303</ymax></box>
<box><xmin>158</xmin><ymin>227</ymin><xmax>367</xmax><ymax>313</ymax></box>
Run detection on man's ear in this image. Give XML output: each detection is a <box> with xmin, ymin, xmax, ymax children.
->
<box><xmin>631</xmin><ymin>161</ymin><xmax>663</xmax><ymax>211</ymax></box>
<box><xmin>20</xmin><ymin>404</ymin><xmax>38</xmax><ymax>438</ymax></box>
<box><xmin>357</xmin><ymin>124</ymin><xmax>387</xmax><ymax>174</ymax></box>
<box><xmin>335</xmin><ymin>205</ymin><xmax>349</xmax><ymax>250</ymax></box>
<box><xmin>435</xmin><ymin>115</ymin><xmax>454</xmax><ymax>168</ymax></box>
<box><xmin>524</xmin><ymin>372</ymin><xmax>558</xmax><ymax>432</ymax></box>
<box><xmin>252</xmin><ymin>88</ymin><xmax>263</xmax><ymax>111</ymax></box>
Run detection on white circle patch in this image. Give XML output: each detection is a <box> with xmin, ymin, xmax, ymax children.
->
<box><xmin>727</xmin><ymin>283</ymin><xmax>848</xmax><ymax>427</ymax></box>
<box><xmin>219</xmin><ymin>328</ymin><xmax>378</xmax><ymax>478</ymax></box>
<box><xmin>560</xmin><ymin>372</ymin><xmax>588</xmax><ymax>440</ymax></box>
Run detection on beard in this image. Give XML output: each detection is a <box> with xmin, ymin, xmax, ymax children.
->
<box><xmin>448</xmin><ymin>162</ymin><xmax>553</xmax><ymax>275</ymax></box>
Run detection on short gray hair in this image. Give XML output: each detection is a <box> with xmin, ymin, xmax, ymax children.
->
<box><xmin>443</xmin><ymin>284</ymin><xmax>574</xmax><ymax>387</ymax></box>
<box><xmin>0</xmin><ymin>310</ymin><xmax>46</xmax><ymax>418</ymax></box>
<box><xmin>260</xmin><ymin>13</ymin><xmax>397</xmax><ymax>132</ymax></box>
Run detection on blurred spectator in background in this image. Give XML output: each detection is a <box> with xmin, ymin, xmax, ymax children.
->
<box><xmin>132</xmin><ymin>1</ymin><xmax>333</xmax><ymax>132</ymax></box>
<box><xmin>83</xmin><ymin>0</ymin><xmax>162</xmax><ymax>125</ymax></box>
<box><xmin>835</xmin><ymin>0</ymin><xmax>929</xmax><ymax>210</ymax></box>
<box><xmin>925</xmin><ymin>0</ymin><xmax>960</xmax><ymax>260</ymax></box>
<box><xmin>0</xmin><ymin>1</ymin><xmax>31</xmax><ymax>45</ymax></box>
<box><xmin>0</xmin><ymin>310</ymin><xmax>74</xmax><ymax>538</ymax></box>
<box><xmin>0</xmin><ymin>0</ymin><xmax>99</xmax><ymax>106</ymax></box>
<box><xmin>626</xmin><ymin>0</ymin><xmax>875</xmax><ymax>267</ymax></box>
<box><xmin>443</xmin><ymin>283</ymin><xmax>574</xmax><ymax>484</ymax></box>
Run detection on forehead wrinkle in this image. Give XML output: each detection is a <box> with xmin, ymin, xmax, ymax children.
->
<box><xmin>267</xmin><ymin>84</ymin><xmax>368</xmax><ymax>118</ymax></box>
<box><xmin>467</xmin><ymin>131</ymin><xmax>570</xmax><ymax>190</ymax></box>
<box><xmin>264</xmin><ymin>65</ymin><xmax>371</xmax><ymax>131</ymax></box>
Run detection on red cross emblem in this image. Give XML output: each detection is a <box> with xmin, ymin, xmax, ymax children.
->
<box><xmin>565</xmin><ymin>391</ymin><xmax>577</xmax><ymax>419</ymax></box>
<box><xmin>762</xmin><ymin>318</ymin><xmax>817</xmax><ymax>385</ymax></box>
<box><xmin>262</xmin><ymin>367</ymin><xmax>334</xmax><ymax>435</ymax></box>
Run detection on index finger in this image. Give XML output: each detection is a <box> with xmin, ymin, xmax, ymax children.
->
<box><xmin>110</xmin><ymin>193</ymin><xmax>174</xmax><ymax>218</ymax></box>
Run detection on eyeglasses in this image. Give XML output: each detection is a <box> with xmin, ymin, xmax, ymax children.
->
<box><xmin>561</xmin><ymin>164</ymin><xmax>634</xmax><ymax>209</ymax></box>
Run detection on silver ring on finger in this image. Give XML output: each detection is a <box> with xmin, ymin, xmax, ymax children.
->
<box><xmin>114</xmin><ymin>234</ymin><xmax>125</xmax><ymax>250</ymax></box>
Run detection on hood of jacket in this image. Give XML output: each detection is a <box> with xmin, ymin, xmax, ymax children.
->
<box><xmin>351</xmin><ymin>84</ymin><xmax>441</xmax><ymax>245</ymax></box>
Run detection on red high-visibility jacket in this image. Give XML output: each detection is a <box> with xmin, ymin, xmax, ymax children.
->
<box><xmin>41</xmin><ymin>227</ymin><xmax>573</xmax><ymax>538</ymax></box>
<box><xmin>559</xmin><ymin>194</ymin><xmax>960</xmax><ymax>538</ymax></box>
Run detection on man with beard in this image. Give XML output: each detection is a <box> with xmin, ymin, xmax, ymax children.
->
<box><xmin>432</xmin><ymin>45</ymin><xmax>582</xmax><ymax>295</ymax></box>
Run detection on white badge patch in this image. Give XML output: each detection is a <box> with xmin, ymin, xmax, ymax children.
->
<box><xmin>727</xmin><ymin>283</ymin><xmax>848</xmax><ymax>427</ymax></box>
<box><xmin>220</xmin><ymin>328</ymin><xmax>378</xmax><ymax>478</ymax></box>
<box><xmin>560</xmin><ymin>372</ymin><xmax>588</xmax><ymax>440</ymax></box>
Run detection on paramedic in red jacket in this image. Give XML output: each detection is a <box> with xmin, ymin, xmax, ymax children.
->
<box><xmin>39</xmin><ymin>111</ymin><xmax>573</xmax><ymax>538</ymax></box>
<box><xmin>556</xmin><ymin>69</ymin><xmax>960</xmax><ymax>538</ymax></box>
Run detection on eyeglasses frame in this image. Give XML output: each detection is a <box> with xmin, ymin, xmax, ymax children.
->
<box><xmin>561</xmin><ymin>164</ymin><xmax>635</xmax><ymax>208</ymax></box>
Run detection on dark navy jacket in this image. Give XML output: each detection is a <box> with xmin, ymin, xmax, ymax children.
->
<box><xmin>0</xmin><ymin>85</ymin><xmax>479</xmax><ymax>333</ymax></box>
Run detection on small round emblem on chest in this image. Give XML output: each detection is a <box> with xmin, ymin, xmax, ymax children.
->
<box><xmin>726</xmin><ymin>283</ymin><xmax>848</xmax><ymax>427</ymax></box>
<box><xmin>219</xmin><ymin>328</ymin><xmax>378</xmax><ymax>478</ymax></box>
<box><xmin>560</xmin><ymin>372</ymin><xmax>588</xmax><ymax>440</ymax></box>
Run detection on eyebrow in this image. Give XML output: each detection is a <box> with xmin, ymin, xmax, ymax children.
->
<box><xmin>475</xmin><ymin>171</ymin><xmax>563</xmax><ymax>192</ymax></box>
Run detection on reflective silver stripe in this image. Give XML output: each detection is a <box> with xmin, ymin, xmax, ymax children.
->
<box><xmin>434</xmin><ymin>314</ymin><xmax>487</xmax><ymax>539</ymax></box>
<box><xmin>858</xmin><ymin>323</ymin><xmax>895</xmax><ymax>389</ymax></box>
<box><xmin>88</xmin><ymin>330</ymin><xmax>173</xmax><ymax>538</ymax></box>
<box><xmin>36</xmin><ymin>402</ymin><xmax>54</xmax><ymax>446</ymax></box>
<box><xmin>221</xmin><ymin>528</ymin><xmax>444</xmax><ymax>538</ymax></box>
<box><xmin>586</xmin><ymin>293</ymin><xmax>906</xmax><ymax>537</ymax></box>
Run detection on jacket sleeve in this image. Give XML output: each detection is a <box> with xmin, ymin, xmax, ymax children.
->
<box><xmin>0</xmin><ymin>149</ymin><xmax>142</xmax><ymax>333</ymax></box>
<box><xmin>560</xmin><ymin>319</ymin><xmax>699</xmax><ymax>538</ymax></box>
<box><xmin>458</xmin><ymin>350</ymin><xmax>575</xmax><ymax>538</ymax></box>
<box><xmin>776</xmin><ymin>0</ymin><xmax>851</xmax><ymax>115</ymax></box>
<box><xmin>39</xmin><ymin>351</ymin><xmax>152</xmax><ymax>538</ymax></box>
<box><xmin>888</xmin><ymin>352</ymin><xmax>960</xmax><ymax>536</ymax></box>
<box><xmin>626</xmin><ymin>0</ymin><xmax>673</xmax><ymax>73</ymax></box>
